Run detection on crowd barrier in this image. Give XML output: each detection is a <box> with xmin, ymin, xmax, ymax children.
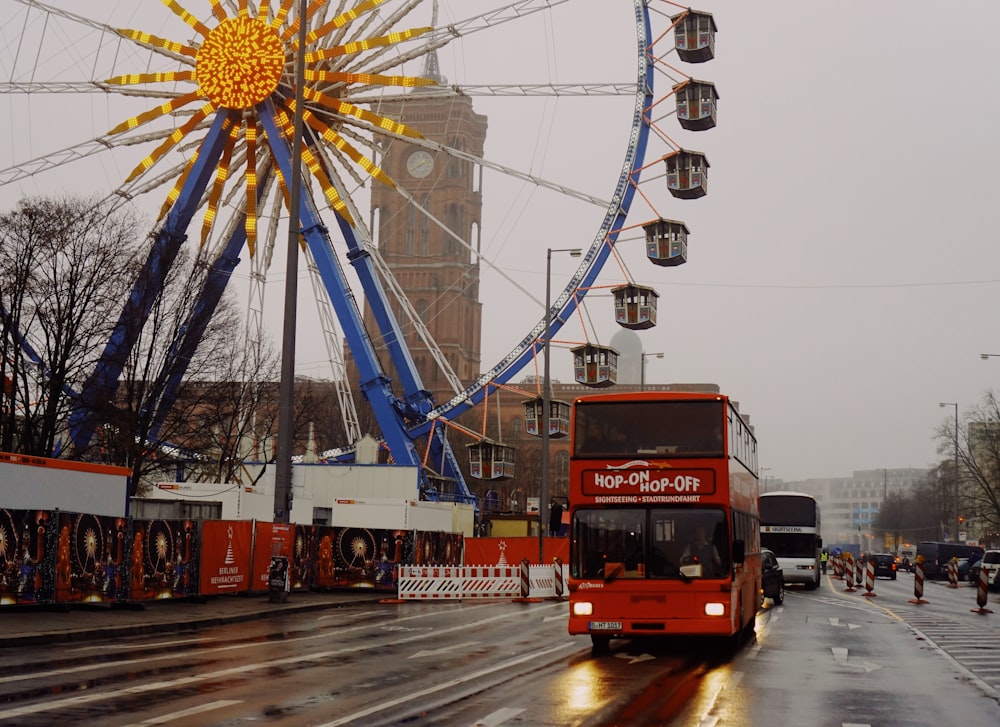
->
<box><xmin>396</xmin><ymin>560</ymin><xmax>570</xmax><ymax>601</ymax></box>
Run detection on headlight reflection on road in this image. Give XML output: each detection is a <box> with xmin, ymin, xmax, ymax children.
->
<box><xmin>551</xmin><ymin>659</ymin><xmax>606</xmax><ymax>717</ymax></box>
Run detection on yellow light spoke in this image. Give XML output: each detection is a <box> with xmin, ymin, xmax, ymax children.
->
<box><xmin>118</xmin><ymin>28</ymin><xmax>197</xmax><ymax>58</ymax></box>
<box><xmin>306</xmin><ymin>0</ymin><xmax>385</xmax><ymax>45</ymax></box>
<box><xmin>245</xmin><ymin>119</ymin><xmax>260</xmax><ymax>256</ymax></box>
<box><xmin>125</xmin><ymin>102</ymin><xmax>214</xmax><ymax>184</ymax></box>
<box><xmin>273</xmin><ymin>105</ymin><xmax>352</xmax><ymax>223</ymax></box>
<box><xmin>200</xmin><ymin>117</ymin><xmax>241</xmax><ymax>248</ymax></box>
<box><xmin>301</xmin><ymin>86</ymin><xmax>423</xmax><ymax>139</ymax></box>
<box><xmin>302</xmin><ymin>109</ymin><xmax>394</xmax><ymax>189</ymax></box>
<box><xmin>303</xmin><ymin>69</ymin><xmax>435</xmax><ymax>89</ymax></box>
<box><xmin>270</xmin><ymin>0</ymin><xmax>296</xmax><ymax>30</ymax></box>
<box><xmin>158</xmin><ymin>155</ymin><xmax>197</xmax><ymax>221</ymax></box>
<box><xmin>208</xmin><ymin>0</ymin><xmax>227</xmax><ymax>22</ymax></box>
<box><xmin>281</xmin><ymin>0</ymin><xmax>329</xmax><ymax>42</ymax></box>
<box><xmin>108</xmin><ymin>91</ymin><xmax>202</xmax><ymax>136</ymax></box>
<box><xmin>306</xmin><ymin>27</ymin><xmax>431</xmax><ymax>62</ymax></box>
<box><xmin>105</xmin><ymin>70</ymin><xmax>194</xmax><ymax>87</ymax></box>
<box><xmin>162</xmin><ymin>0</ymin><xmax>212</xmax><ymax>39</ymax></box>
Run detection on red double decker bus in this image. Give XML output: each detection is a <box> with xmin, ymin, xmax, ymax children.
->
<box><xmin>567</xmin><ymin>391</ymin><xmax>761</xmax><ymax>649</ymax></box>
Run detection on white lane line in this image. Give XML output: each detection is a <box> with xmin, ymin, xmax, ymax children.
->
<box><xmin>0</xmin><ymin>603</ymin><xmax>565</xmax><ymax>721</ymax></box>
<box><xmin>316</xmin><ymin>642</ymin><xmax>577</xmax><ymax>727</ymax></box>
<box><xmin>67</xmin><ymin>638</ymin><xmax>213</xmax><ymax>654</ymax></box>
<box><xmin>832</xmin><ymin>647</ymin><xmax>848</xmax><ymax>665</ymax></box>
<box><xmin>473</xmin><ymin>707</ymin><xmax>526</xmax><ymax>726</ymax></box>
<box><xmin>121</xmin><ymin>700</ymin><xmax>241</xmax><ymax>726</ymax></box>
<box><xmin>2</xmin><ymin>601</ymin><xmax>560</xmax><ymax>687</ymax></box>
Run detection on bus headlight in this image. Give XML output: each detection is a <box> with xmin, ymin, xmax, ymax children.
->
<box><xmin>704</xmin><ymin>602</ymin><xmax>725</xmax><ymax>616</ymax></box>
<box><xmin>572</xmin><ymin>601</ymin><xmax>594</xmax><ymax>617</ymax></box>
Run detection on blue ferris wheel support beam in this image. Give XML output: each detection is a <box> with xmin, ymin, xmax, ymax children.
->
<box><xmin>144</xmin><ymin>164</ymin><xmax>276</xmax><ymax>445</ymax></box>
<box><xmin>257</xmin><ymin>100</ymin><xmax>425</xmax><ymax>471</ymax></box>
<box><xmin>68</xmin><ymin>111</ymin><xmax>234</xmax><ymax>453</ymax></box>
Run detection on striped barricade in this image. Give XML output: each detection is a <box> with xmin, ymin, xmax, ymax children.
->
<box><xmin>397</xmin><ymin>565</ymin><xmax>521</xmax><ymax>600</ymax></box>
<box><xmin>462</xmin><ymin>566</ymin><xmax>521</xmax><ymax>599</ymax></box>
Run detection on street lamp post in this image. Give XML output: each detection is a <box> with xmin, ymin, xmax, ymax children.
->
<box><xmin>540</xmin><ymin>247</ymin><xmax>581</xmax><ymax>563</ymax></box>
<box><xmin>640</xmin><ymin>352</ymin><xmax>664</xmax><ymax>391</ymax></box>
<box><xmin>939</xmin><ymin>402</ymin><xmax>959</xmax><ymax>543</ymax></box>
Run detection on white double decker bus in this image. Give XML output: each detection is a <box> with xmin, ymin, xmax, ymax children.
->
<box><xmin>759</xmin><ymin>491</ymin><xmax>822</xmax><ymax>589</ymax></box>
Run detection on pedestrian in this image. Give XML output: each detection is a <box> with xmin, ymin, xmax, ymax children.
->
<box><xmin>820</xmin><ymin>549</ymin><xmax>828</xmax><ymax>574</ymax></box>
<box><xmin>549</xmin><ymin>497</ymin><xmax>564</xmax><ymax>536</ymax></box>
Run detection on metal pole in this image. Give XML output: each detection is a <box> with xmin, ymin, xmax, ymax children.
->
<box><xmin>539</xmin><ymin>248</ymin><xmax>552</xmax><ymax>564</ymax></box>
<box><xmin>274</xmin><ymin>0</ymin><xmax>309</xmax><ymax>525</ymax></box>
<box><xmin>953</xmin><ymin>404</ymin><xmax>960</xmax><ymax>543</ymax></box>
<box><xmin>539</xmin><ymin>248</ymin><xmax>580</xmax><ymax>563</ymax></box>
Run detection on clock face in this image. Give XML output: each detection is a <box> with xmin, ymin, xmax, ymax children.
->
<box><xmin>406</xmin><ymin>150</ymin><xmax>434</xmax><ymax>178</ymax></box>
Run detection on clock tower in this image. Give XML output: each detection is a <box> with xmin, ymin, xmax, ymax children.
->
<box><xmin>361</xmin><ymin>44</ymin><xmax>488</xmax><ymax>408</ymax></box>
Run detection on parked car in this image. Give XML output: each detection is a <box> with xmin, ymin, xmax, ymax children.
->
<box><xmin>916</xmin><ymin>541</ymin><xmax>985</xmax><ymax>579</ymax></box>
<box><xmin>968</xmin><ymin>550</ymin><xmax>1000</xmax><ymax>589</ymax></box>
<box><xmin>761</xmin><ymin>548</ymin><xmax>784</xmax><ymax>604</ymax></box>
<box><xmin>870</xmin><ymin>553</ymin><xmax>897</xmax><ymax>580</ymax></box>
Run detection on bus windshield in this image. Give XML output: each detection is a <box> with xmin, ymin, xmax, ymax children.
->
<box><xmin>571</xmin><ymin>507</ymin><xmax>730</xmax><ymax>580</ymax></box>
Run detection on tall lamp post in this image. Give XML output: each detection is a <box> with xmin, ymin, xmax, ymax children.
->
<box><xmin>640</xmin><ymin>352</ymin><xmax>664</xmax><ymax>391</ymax></box>
<box><xmin>540</xmin><ymin>247</ymin><xmax>581</xmax><ymax>563</ymax></box>
<box><xmin>939</xmin><ymin>402</ymin><xmax>959</xmax><ymax>542</ymax></box>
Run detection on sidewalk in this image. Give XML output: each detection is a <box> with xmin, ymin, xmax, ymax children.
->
<box><xmin>0</xmin><ymin>590</ymin><xmax>386</xmax><ymax>648</ymax></box>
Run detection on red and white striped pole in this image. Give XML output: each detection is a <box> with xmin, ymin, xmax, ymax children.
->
<box><xmin>909</xmin><ymin>556</ymin><xmax>928</xmax><ymax>604</ymax></box>
<box><xmin>971</xmin><ymin>562</ymin><xmax>994</xmax><ymax>614</ymax></box>
<box><xmin>947</xmin><ymin>558</ymin><xmax>959</xmax><ymax>588</ymax></box>
<box><xmin>855</xmin><ymin>557</ymin><xmax>864</xmax><ymax>592</ymax></box>
<box><xmin>553</xmin><ymin>557</ymin><xmax>565</xmax><ymax>600</ymax></box>
<box><xmin>862</xmin><ymin>559</ymin><xmax>877</xmax><ymax>598</ymax></box>
<box><xmin>844</xmin><ymin>555</ymin><xmax>856</xmax><ymax>592</ymax></box>
<box><xmin>520</xmin><ymin>557</ymin><xmax>530</xmax><ymax>598</ymax></box>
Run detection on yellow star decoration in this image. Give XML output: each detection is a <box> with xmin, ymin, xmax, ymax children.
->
<box><xmin>104</xmin><ymin>0</ymin><xmax>435</xmax><ymax>255</ymax></box>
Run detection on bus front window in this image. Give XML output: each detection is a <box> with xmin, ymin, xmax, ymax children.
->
<box><xmin>572</xmin><ymin>508</ymin><xmax>729</xmax><ymax>580</ymax></box>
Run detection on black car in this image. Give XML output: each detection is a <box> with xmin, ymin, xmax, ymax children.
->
<box><xmin>761</xmin><ymin>548</ymin><xmax>784</xmax><ymax>604</ymax></box>
<box><xmin>870</xmin><ymin>553</ymin><xmax>897</xmax><ymax>580</ymax></box>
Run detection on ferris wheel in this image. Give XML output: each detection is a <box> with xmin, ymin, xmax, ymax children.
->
<box><xmin>0</xmin><ymin>0</ymin><xmax>718</xmax><ymax>500</ymax></box>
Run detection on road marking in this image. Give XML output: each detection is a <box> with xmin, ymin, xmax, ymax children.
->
<box><xmin>0</xmin><ymin>602</ymin><xmax>566</xmax><ymax>721</ymax></box>
<box><xmin>832</xmin><ymin>647</ymin><xmax>848</xmax><ymax>665</ymax></box>
<box><xmin>409</xmin><ymin>641</ymin><xmax>479</xmax><ymax>658</ymax></box>
<box><xmin>121</xmin><ymin>700</ymin><xmax>241</xmax><ymax>725</ymax></box>
<box><xmin>614</xmin><ymin>652</ymin><xmax>655</xmax><ymax>664</ymax></box>
<box><xmin>67</xmin><ymin>637</ymin><xmax>213</xmax><ymax>653</ymax></box>
<box><xmin>543</xmin><ymin>614</ymin><xmax>565</xmax><ymax>623</ymax></box>
<box><xmin>317</xmin><ymin>643</ymin><xmax>578</xmax><ymax>727</ymax></box>
<box><xmin>473</xmin><ymin>707</ymin><xmax>526</xmax><ymax>726</ymax></box>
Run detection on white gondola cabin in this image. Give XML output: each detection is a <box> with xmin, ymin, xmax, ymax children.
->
<box><xmin>572</xmin><ymin>344</ymin><xmax>619</xmax><ymax>388</ymax></box>
<box><xmin>612</xmin><ymin>284</ymin><xmax>659</xmax><ymax>330</ymax></box>
<box><xmin>674</xmin><ymin>79</ymin><xmax>718</xmax><ymax>131</ymax></box>
<box><xmin>663</xmin><ymin>149</ymin><xmax>709</xmax><ymax>199</ymax></box>
<box><xmin>671</xmin><ymin>10</ymin><xmax>717</xmax><ymax>63</ymax></box>
<box><xmin>467</xmin><ymin>438</ymin><xmax>516</xmax><ymax>480</ymax></box>
<box><xmin>644</xmin><ymin>218</ymin><xmax>689</xmax><ymax>267</ymax></box>
<box><xmin>523</xmin><ymin>397</ymin><xmax>571</xmax><ymax>438</ymax></box>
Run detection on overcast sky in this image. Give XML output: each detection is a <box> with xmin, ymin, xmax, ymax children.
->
<box><xmin>3</xmin><ymin>1</ymin><xmax>1000</xmax><ymax>482</ymax></box>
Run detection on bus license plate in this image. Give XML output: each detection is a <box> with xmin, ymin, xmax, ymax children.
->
<box><xmin>589</xmin><ymin>621</ymin><xmax>622</xmax><ymax>631</ymax></box>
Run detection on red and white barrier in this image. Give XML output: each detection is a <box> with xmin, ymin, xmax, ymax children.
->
<box><xmin>947</xmin><ymin>559</ymin><xmax>959</xmax><ymax>588</ymax></box>
<box><xmin>862</xmin><ymin>560</ymin><xmax>877</xmax><ymax>598</ymax></box>
<box><xmin>909</xmin><ymin>561</ymin><xmax>928</xmax><ymax>604</ymax></box>
<box><xmin>844</xmin><ymin>557</ymin><xmax>856</xmax><ymax>592</ymax></box>
<box><xmin>972</xmin><ymin>562</ymin><xmax>994</xmax><ymax>614</ymax></box>
<box><xmin>396</xmin><ymin>562</ymin><xmax>569</xmax><ymax>601</ymax></box>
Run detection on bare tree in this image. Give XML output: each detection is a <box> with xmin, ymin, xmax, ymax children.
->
<box><xmin>0</xmin><ymin>196</ymin><xmax>139</xmax><ymax>456</ymax></box>
<box><xmin>953</xmin><ymin>392</ymin><xmax>1000</xmax><ymax>536</ymax></box>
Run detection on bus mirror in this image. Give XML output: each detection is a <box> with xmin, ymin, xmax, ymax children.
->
<box><xmin>732</xmin><ymin>539</ymin><xmax>745</xmax><ymax>564</ymax></box>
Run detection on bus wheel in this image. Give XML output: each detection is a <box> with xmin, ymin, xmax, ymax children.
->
<box><xmin>773</xmin><ymin>581</ymin><xmax>784</xmax><ymax>605</ymax></box>
<box><xmin>591</xmin><ymin>635</ymin><xmax>611</xmax><ymax>653</ymax></box>
<box><xmin>805</xmin><ymin>578</ymin><xmax>818</xmax><ymax>590</ymax></box>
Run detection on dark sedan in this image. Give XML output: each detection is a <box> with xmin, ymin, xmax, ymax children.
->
<box><xmin>762</xmin><ymin>548</ymin><xmax>784</xmax><ymax>604</ymax></box>
<box><xmin>870</xmin><ymin>553</ymin><xmax>897</xmax><ymax>580</ymax></box>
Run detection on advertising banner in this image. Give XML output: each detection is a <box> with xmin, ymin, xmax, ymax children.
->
<box><xmin>54</xmin><ymin>511</ymin><xmax>129</xmax><ymax>604</ymax></box>
<box><xmin>127</xmin><ymin>518</ymin><xmax>199</xmax><ymax>602</ymax></box>
<box><xmin>0</xmin><ymin>508</ymin><xmax>55</xmax><ymax>605</ymax></box>
<box><xmin>463</xmin><ymin>536</ymin><xmax>568</xmax><ymax>566</ymax></box>
<box><xmin>199</xmin><ymin>520</ymin><xmax>253</xmax><ymax>596</ymax></box>
<box><xmin>251</xmin><ymin>521</ymin><xmax>294</xmax><ymax>593</ymax></box>
<box><xmin>313</xmin><ymin>527</ymin><xmax>415</xmax><ymax>591</ymax></box>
